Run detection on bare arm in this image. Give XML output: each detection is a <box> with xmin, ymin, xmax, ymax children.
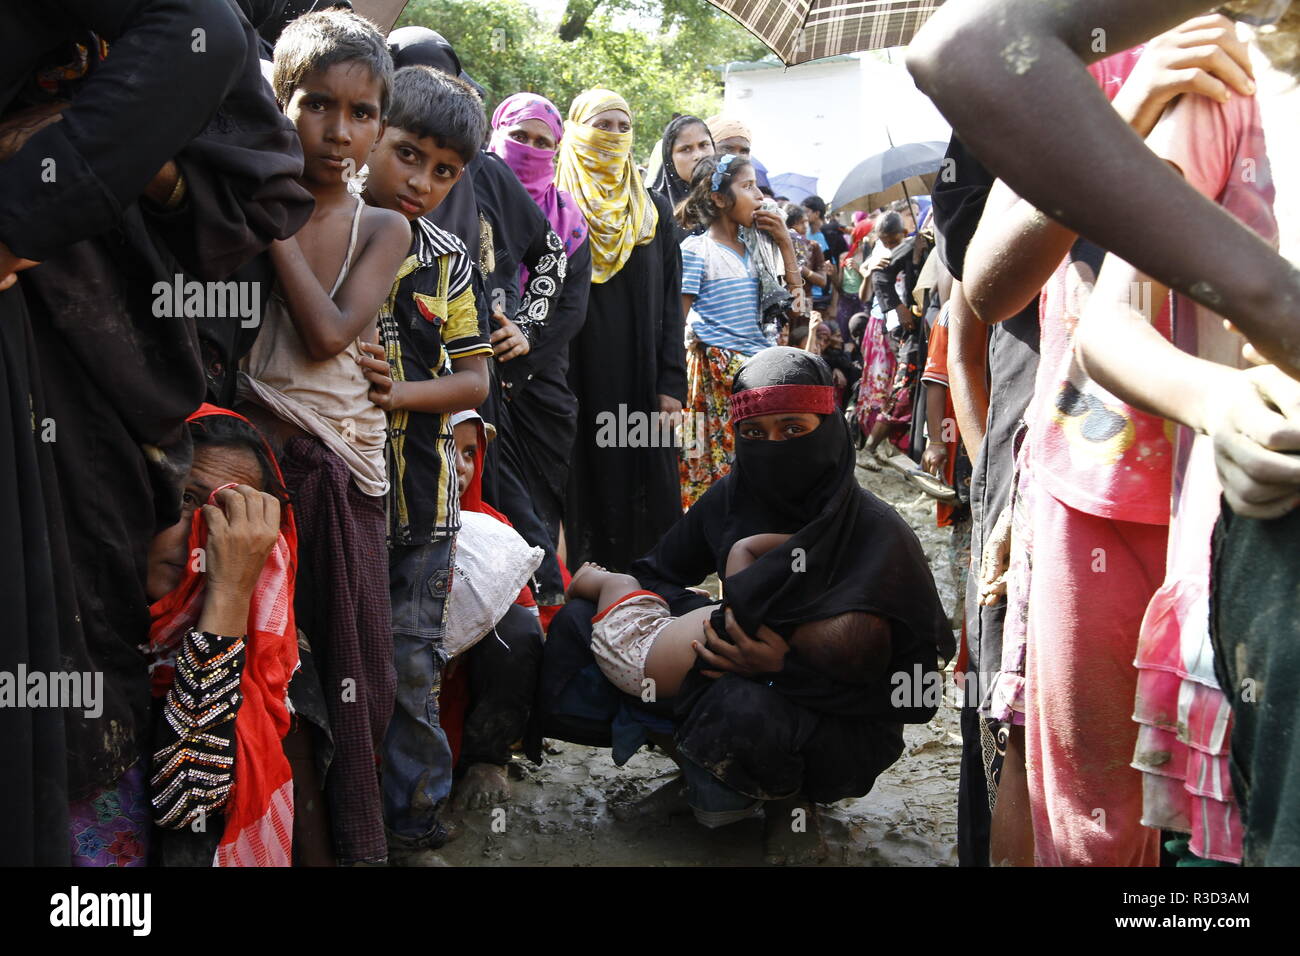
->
<box><xmin>724</xmin><ymin>532</ymin><xmax>794</xmax><ymax>578</ymax></box>
<box><xmin>946</xmin><ymin>282</ymin><xmax>989</xmax><ymax>457</ymax></box>
<box><xmin>1077</xmin><ymin>255</ymin><xmax>1300</xmax><ymax>518</ymax></box>
<box><xmin>908</xmin><ymin>2</ymin><xmax>1300</xmax><ymax>376</ymax></box>
<box><xmin>390</xmin><ymin>354</ymin><xmax>489</xmax><ymax>416</ymax></box>
<box><xmin>270</xmin><ymin>208</ymin><xmax>410</xmax><ymax>360</ymax></box>
<box><xmin>964</xmin><ymin>181</ymin><xmax>1076</xmax><ymax>325</ymax></box>
<box><xmin>920</xmin><ymin>380</ymin><xmax>950</xmax><ymax>478</ymax></box>
<box><xmin>961</xmin><ymin>17</ymin><xmax>1254</xmax><ymax>325</ymax></box>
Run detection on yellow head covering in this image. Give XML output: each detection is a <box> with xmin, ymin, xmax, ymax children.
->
<box><xmin>555</xmin><ymin>88</ymin><xmax>659</xmax><ymax>283</ymax></box>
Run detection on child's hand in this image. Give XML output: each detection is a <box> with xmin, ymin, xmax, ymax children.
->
<box><xmin>490</xmin><ymin>308</ymin><xmax>530</xmax><ymax>362</ymax></box>
<box><xmin>978</xmin><ymin>504</ymin><xmax>1013</xmax><ymax>606</ymax></box>
<box><xmin>1114</xmin><ymin>14</ymin><xmax>1255</xmax><ymax>139</ymax></box>
<box><xmin>357</xmin><ymin>340</ymin><xmax>398</xmax><ymax>411</ymax></box>
<box><xmin>753</xmin><ymin>208</ymin><xmax>790</xmax><ymax>246</ymax></box>
<box><xmin>1208</xmin><ymin>365</ymin><xmax>1300</xmax><ymax>520</ymax></box>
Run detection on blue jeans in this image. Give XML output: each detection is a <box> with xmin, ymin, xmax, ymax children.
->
<box><xmin>679</xmin><ymin>753</ymin><xmax>761</xmax><ymax>826</ymax></box>
<box><xmin>382</xmin><ymin>537</ymin><xmax>455</xmax><ymax>847</ymax></box>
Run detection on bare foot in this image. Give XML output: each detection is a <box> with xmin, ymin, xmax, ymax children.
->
<box><xmin>762</xmin><ymin>796</ymin><xmax>827</xmax><ymax>865</ymax></box>
<box><xmin>451</xmin><ymin>762</ymin><xmax>510</xmax><ymax>812</ymax></box>
<box><xmin>566</xmin><ymin>561</ymin><xmax>606</xmax><ymax>600</ymax></box>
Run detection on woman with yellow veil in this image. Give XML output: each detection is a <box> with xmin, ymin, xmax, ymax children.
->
<box><xmin>557</xmin><ymin>88</ymin><xmax>686</xmax><ymax>571</ymax></box>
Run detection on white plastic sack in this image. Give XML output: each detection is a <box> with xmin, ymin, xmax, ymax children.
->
<box><xmin>444</xmin><ymin>510</ymin><xmax>544</xmax><ymax>658</ymax></box>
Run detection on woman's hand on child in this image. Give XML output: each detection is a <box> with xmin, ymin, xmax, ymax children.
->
<box><xmin>693</xmin><ymin>608</ymin><xmax>790</xmax><ymax>678</ymax></box>
<box><xmin>491</xmin><ymin>308</ymin><xmax>530</xmax><ymax>362</ymax></box>
<box><xmin>358</xmin><ymin>340</ymin><xmax>399</xmax><ymax>411</ymax></box>
<box><xmin>1207</xmin><ymin>366</ymin><xmax>1300</xmax><ymax>520</ymax></box>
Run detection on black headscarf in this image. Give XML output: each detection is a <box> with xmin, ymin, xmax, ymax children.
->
<box><xmin>649</xmin><ymin>114</ymin><xmax>711</xmax><ymax>208</ymax></box>
<box><xmin>707</xmin><ymin>347</ymin><xmax>953</xmax><ymax>717</ymax></box>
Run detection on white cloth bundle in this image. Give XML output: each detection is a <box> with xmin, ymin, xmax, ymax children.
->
<box><xmin>444</xmin><ymin>511</ymin><xmax>544</xmax><ymax>658</ymax></box>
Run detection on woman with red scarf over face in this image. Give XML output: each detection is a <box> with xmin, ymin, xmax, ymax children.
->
<box><xmin>538</xmin><ymin>347</ymin><xmax>950</xmax><ymax>860</ymax></box>
<box><xmin>138</xmin><ymin>405</ymin><xmax>297</xmax><ymax>867</ymax></box>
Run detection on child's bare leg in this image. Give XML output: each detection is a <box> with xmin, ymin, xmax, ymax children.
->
<box><xmin>643</xmin><ymin>606</ymin><xmax>715</xmax><ymax>701</ymax></box>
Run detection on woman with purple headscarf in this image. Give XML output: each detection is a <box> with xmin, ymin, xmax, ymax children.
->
<box><xmin>487</xmin><ymin>93</ymin><xmax>592</xmax><ymax>560</ymax></box>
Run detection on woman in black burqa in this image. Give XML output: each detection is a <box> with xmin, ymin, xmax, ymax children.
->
<box><xmin>537</xmin><ymin>347</ymin><xmax>952</xmax><ymax>845</ymax></box>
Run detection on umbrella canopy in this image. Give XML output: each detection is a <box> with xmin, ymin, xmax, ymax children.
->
<box><xmin>829</xmin><ymin>140</ymin><xmax>947</xmax><ymax>213</ymax></box>
<box><xmin>750</xmin><ymin>155</ymin><xmax>771</xmax><ymax>190</ymax></box>
<box><xmin>769</xmin><ymin>172</ymin><xmax>819</xmax><ymax>203</ymax></box>
<box><xmin>705</xmin><ymin>0</ymin><xmax>944</xmax><ymax>66</ymax></box>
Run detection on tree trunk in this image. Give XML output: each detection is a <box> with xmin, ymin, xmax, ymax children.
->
<box><xmin>558</xmin><ymin>0</ymin><xmax>602</xmax><ymax>41</ymax></box>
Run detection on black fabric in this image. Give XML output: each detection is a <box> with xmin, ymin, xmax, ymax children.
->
<box><xmin>635</xmin><ymin>348</ymin><xmax>951</xmax><ymax>725</ymax></box>
<box><xmin>503</xmin><ymin>237</ymin><xmax>592</xmax><ymax>542</ymax></box>
<box><xmin>426</xmin><ymin>177</ymin><xmax>482</xmax><ymax>268</ymax></box>
<box><xmin>649</xmin><ymin>114</ymin><xmax>709</xmax><ymax>208</ymax></box>
<box><xmin>957</xmin><ymin>705</ymin><xmax>1002</xmax><ymax>867</ymax></box>
<box><xmin>462</xmin><ymin>603</ymin><xmax>544</xmax><ymax>766</ymax></box>
<box><xmin>10</xmin><ymin>0</ymin><xmax>313</xmax><ymax>801</ymax></box>
<box><xmin>470</xmin><ymin>149</ymin><xmax>563</xmax><ymax>360</ymax></box>
<box><xmin>965</xmin><ymin>300</ymin><xmax>1039</xmax><ymax>683</ymax></box>
<box><xmin>0</xmin><ymin>290</ymin><xmax>77</xmax><ymax>864</ymax></box>
<box><xmin>673</xmin><ymin>675</ymin><xmax>904</xmax><ymax>803</ymax></box>
<box><xmin>871</xmin><ymin>238</ymin><xmax>923</xmax><ymax>314</ymax></box>
<box><xmin>930</xmin><ymin>135</ymin><xmax>995</xmax><ymax>283</ymax></box>
<box><xmin>487</xmin><ymin>409</ymin><xmax>567</xmax><ymax>602</ymax></box>
<box><xmin>565</xmin><ymin>189</ymin><xmax>685</xmax><ymax>571</ymax></box>
<box><xmin>0</xmin><ymin>0</ymin><xmax>249</xmax><ymax>261</ymax></box>
<box><xmin>470</xmin><ymin>149</ymin><xmax>569</xmax><ymax>598</ymax></box>
<box><xmin>1211</xmin><ymin>502</ymin><xmax>1300</xmax><ymax>866</ymax></box>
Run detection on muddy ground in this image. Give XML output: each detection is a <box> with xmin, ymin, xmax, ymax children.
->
<box><xmin>437</xmin><ymin>452</ymin><xmax>966</xmax><ymax>866</ymax></box>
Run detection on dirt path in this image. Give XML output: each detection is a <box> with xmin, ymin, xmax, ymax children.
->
<box><xmin>437</xmin><ymin>451</ymin><xmax>965</xmax><ymax>866</ymax></box>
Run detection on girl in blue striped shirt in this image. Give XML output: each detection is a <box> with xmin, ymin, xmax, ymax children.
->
<box><xmin>675</xmin><ymin>154</ymin><xmax>800</xmax><ymax>508</ymax></box>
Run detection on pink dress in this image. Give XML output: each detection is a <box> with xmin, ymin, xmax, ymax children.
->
<box><xmin>1127</xmin><ymin>84</ymin><xmax>1279</xmax><ymax>865</ymax></box>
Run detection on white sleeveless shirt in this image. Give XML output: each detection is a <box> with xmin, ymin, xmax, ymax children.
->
<box><xmin>240</xmin><ymin>197</ymin><xmax>389</xmax><ymax>496</ymax></box>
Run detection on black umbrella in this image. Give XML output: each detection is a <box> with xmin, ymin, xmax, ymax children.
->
<box><xmin>829</xmin><ymin>140</ymin><xmax>948</xmax><ymax>213</ymax></box>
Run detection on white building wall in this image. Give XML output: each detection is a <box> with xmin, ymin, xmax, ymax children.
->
<box><xmin>722</xmin><ymin>51</ymin><xmax>950</xmax><ymax>208</ymax></box>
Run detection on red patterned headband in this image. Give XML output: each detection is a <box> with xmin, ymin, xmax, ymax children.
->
<box><xmin>729</xmin><ymin>384</ymin><xmax>836</xmax><ymax>422</ymax></box>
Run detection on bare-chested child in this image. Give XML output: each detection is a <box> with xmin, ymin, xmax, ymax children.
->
<box><xmin>571</xmin><ymin>532</ymin><xmax>819</xmax><ymax>699</ymax></box>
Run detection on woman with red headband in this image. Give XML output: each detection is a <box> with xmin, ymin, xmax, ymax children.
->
<box><xmin>538</xmin><ymin>347</ymin><xmax>951</xmax><ymax>862</ymax></box>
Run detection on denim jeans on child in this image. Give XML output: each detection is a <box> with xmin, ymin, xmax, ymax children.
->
<box><xmin>382</xmin><ymin>536</ymin><xmax>455</xmax><ymax>848</ymax></box>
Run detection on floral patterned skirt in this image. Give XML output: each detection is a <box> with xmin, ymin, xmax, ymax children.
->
<box><xmin>69</xmin><ymin>759</ymin><xmax>150</xmax><ymax>866</ymax></box>
<box><xmin>854</xmin><ymin>313</ymin><xmax>897</xmax><ymax>436</ymax></box>
<box><xmin>680</xmin><ymin>343</ymin><xmax>748</xmax><ymax>511</ymax></box>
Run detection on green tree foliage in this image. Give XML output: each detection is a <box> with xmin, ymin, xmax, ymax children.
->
<box><xmin>395</xmin><ymin>0</ymin><xmax>769</xmax><ymax>157</ymax></box>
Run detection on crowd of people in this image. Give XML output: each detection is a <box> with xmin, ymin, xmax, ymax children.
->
<box><xmin>2</xmin><ymin>0</ymin><xmax>1297</xmax><ymax>869</ymax></box>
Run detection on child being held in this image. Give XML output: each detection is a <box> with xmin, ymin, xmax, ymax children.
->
<box><xmin>570</xmin><ymin>533</ymin><xmax>891</xmax><ymax>699</ymax></box>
